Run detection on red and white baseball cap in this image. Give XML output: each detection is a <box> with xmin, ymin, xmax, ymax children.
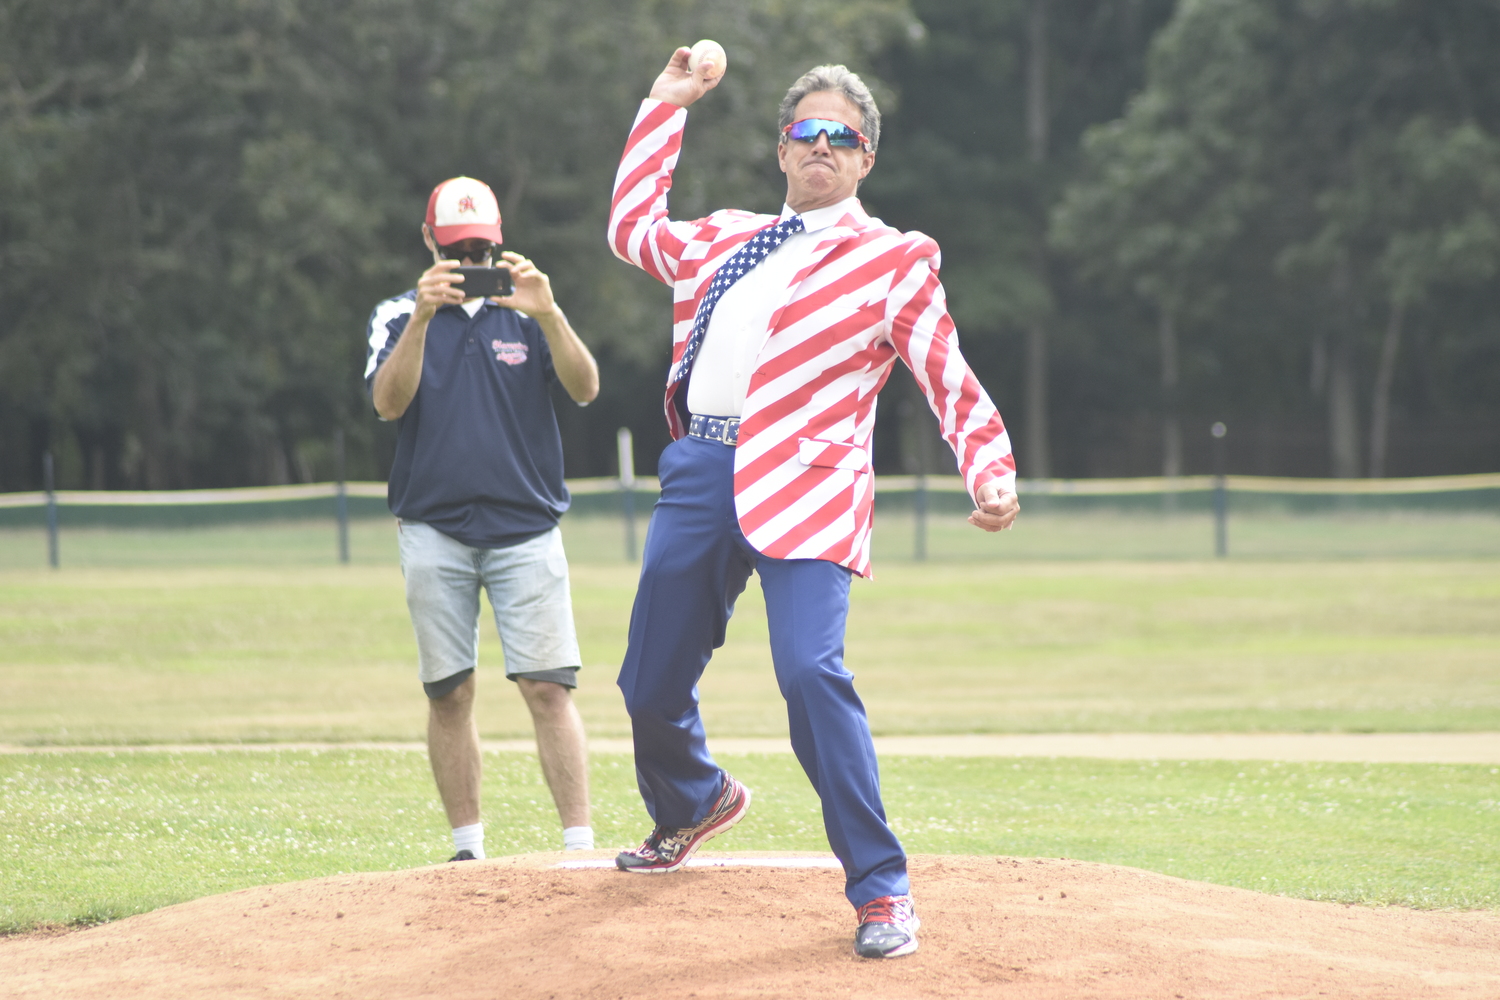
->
<box><xmin>425</xmin><ymin>176</ymin><xmax>503</xmax><ymax>245</ymax></box>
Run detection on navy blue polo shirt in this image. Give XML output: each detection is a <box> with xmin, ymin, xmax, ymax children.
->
<box><xmin>364</xmin><ymin>291</ymin><xmax>571</xmax><ymax>549</ymax></box>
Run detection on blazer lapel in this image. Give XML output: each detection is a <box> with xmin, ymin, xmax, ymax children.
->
<box><xmin>759</xmin><ymin>221</ymin><xmax>865</xmax><ymax>350</ymax></box>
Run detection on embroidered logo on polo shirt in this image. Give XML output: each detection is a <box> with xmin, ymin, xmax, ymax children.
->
<box><xmin>493</xmin><ymin>340</ymin><xmax>528</xmax><ymax>365</ymax></box>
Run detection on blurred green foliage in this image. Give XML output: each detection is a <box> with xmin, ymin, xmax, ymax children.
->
<box><xmin>1052</xmin><ymin>0</ymin><xmax>1500</xmax><ymax>480</ymax></box>
<box><xmin>3</xmin><ymin>0</ymin><xmax>1500</xmax><ymax>492</ymax></box>
<box><xmin>0</xmin><ymin>0</ymin><xmax>914</xmax><ymax>490</ymax></box>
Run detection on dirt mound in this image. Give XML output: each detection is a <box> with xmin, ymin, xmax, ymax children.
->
<box><xmin>4</xmin><ymin>852</ymin><xmax>1497</xmax><ymax>999</ymax></box>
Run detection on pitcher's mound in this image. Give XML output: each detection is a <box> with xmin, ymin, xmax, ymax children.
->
<box><xmin>4</xmin><ymin>852</ymin><xmax>1497</xmax><ymax>999</ymax></box>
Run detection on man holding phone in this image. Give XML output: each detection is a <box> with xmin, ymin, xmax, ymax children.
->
<box><xmin>365</xmin><ymin>176</ymin><xmax>600</xmax><ymax>862</ymax></box>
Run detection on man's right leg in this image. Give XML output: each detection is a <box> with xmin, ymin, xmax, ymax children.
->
<box><xmin>398</xmin><ymin>520</ymin><xmax>485</xmax><ymax>860</ymax></box>
<box><xmin>428</xmin><ymin>673</ymin><xmax>482</xmax><ymax>830</ymax></box>
<box><xmin>617</xmin><ymin>436</ymin><xmax>754</xmax><ymax>829</ymax></box>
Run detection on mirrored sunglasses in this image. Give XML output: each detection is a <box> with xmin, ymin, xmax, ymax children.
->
<box><xmin>438</xmin><ymin>241</ymin><xmax>496</xmax><ymax>262</ymax></box>
<box><xmin>781</xmin><ymin>117</ymin><xmax>869</xmax><ymax>149</ymax></box>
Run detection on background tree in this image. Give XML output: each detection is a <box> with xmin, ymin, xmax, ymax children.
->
<box><xmin>1050</xmin><ymin>1</ymin><xmax>1269</xmax><ymax>477</ymax></box>
<box><xmin>1278</xmin><ymin>118</ymin><xmax>1500</xmax><ymax>477</ymax></box>
<box><xmin>0</xmin><ymin>0</ymin><xmax>913</xmax><ymax>490</ymax></box>
<box><xmin>865</xmin><ymin>0</ymin><xmax>1177</xmax><ymax>478</ymax></box>
<box><xmin>4</xmin><ymin>0</ymin><xmax>1499</xmax><ymax>491</ymax></box>
<box><xmin>1053</xmin><ymin>0</ymin><xmax>1500</xmax><ymax>478</ymax></box>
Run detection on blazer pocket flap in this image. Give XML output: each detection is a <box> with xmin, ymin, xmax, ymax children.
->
<box><xmin>797</xmin><ymin>438</ymin><xmax>869</xmax><ymax>471</ymax></box>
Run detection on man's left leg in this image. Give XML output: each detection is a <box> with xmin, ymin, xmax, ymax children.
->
<box><xmin>517</xmin><ymin>676</ymin><xmax>592</xmax><ymax>849</ymax></box>
<box><xmin>757</xmin><ymin>554</ymin><xmax>918</xmax><ymax>958</ymax></box>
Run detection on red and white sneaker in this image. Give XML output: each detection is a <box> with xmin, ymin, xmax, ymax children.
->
<box><xmin>854</xmin><ymin>894</ymin><xmax>920</xmax><ymax>958</ymax></box>
<box><xmin>615</xmin><ymin>773</ymin><xmax>751</xmax><ymax>874</ymax></box>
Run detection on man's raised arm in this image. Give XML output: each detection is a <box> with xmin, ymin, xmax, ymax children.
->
<box><xmin>606</xmin><ymin>47</ymin><xmax>723</xmax><ymax>282</ymax></box>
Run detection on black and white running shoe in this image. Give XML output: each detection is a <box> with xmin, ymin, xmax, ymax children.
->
<box><xmin>615</xmin><ymin>773</ymin><xmax>751</xmax><ymax>874</ymax></box>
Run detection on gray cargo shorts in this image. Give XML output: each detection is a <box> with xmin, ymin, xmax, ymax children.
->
<box><xmin>396</xmin><ymin>520</ymin><xmax>582</xmax><ymax>698</ymax></box>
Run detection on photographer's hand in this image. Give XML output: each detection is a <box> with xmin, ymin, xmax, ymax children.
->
<box><xmin>493</xmin><ymin>251</ymin><xmax>599</xmax><ymax>405</ymax></box>
<box><xmin>490</xmin><ymin>252</ymin><xmax>553</xmax><ymax>317</ymax></box>
<box><xmin>413</xmin><ymin>259</ymin><xmax>465</xmax><ymax>320</ymax></box>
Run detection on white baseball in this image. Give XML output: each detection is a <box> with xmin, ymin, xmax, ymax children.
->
<box><xmin>688</xmin><ymin>39</ymin><xmax>727</xmax><ymax>80</ymax></box>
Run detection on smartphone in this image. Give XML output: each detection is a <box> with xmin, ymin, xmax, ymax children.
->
<box><xmin>453</xmin><ymin>266</ymin><xmax>513</xmax><ymax>299</ymax></box>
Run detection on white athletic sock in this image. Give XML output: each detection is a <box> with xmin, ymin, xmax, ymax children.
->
<box><xmin>562</xmin><ymin>826</ymin><xmax>595</xmax><ymax>851</ymax></box>
<box><xmin>452</xmin><ymin>822</ymin><xmax>485</xmax><ymax>859</ymax></box>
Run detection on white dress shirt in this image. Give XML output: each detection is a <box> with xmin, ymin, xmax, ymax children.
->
<box><xmin>687</xmin><ymin>197</ymin><xmax>864</xmax><ymax>418</ymax></box>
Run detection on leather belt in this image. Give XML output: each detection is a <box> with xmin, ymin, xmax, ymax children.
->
<box><xmin>687</xmin><ymin>414</ymin><xmax>740</xmax><ymax>445</ymax></box>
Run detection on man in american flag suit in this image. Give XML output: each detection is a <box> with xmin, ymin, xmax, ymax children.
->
<box><xmin>607</xmin><ymin>46</ymin><xmax>1020</xmax><ymax>959</ymax></box>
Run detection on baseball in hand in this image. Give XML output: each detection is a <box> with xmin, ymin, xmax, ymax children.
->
<box><xmin>688</xmin><ymin>39</ymin><xmax>727</xmax><ymax>81</ymax></box>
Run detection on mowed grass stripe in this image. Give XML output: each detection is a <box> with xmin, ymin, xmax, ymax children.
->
<box><xmin>2</xmin><ymin>559</ymin><xmax>1498</xmax><ymax>744</ymax></box>
<box><xmin>2</xmin><ymin>749</ymin><xmax>1496</xmax><ymax>933</ymax></box>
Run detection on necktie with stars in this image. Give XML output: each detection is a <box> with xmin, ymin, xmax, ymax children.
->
<box><xmin>671</xmin><ymin>215</ymin><xmax>806</xmax><ymax>386</ymax></box>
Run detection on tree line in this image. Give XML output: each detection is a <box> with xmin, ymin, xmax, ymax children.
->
<box><xmin>2</xmin><ymin>0</ymin><xmax>1497</xmax><ymax>493</ymax></box>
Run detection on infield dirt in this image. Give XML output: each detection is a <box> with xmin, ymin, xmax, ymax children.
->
<box><xmin>3</xmin><ymin>851</ymin><xmax>1497</xmax><ymax>999</ymax></box>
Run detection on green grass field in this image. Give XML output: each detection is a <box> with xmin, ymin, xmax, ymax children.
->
<box><xmin>3</xmin><ymin>749</ymin><xmax>1495</xmax><ymax>932</ymax></box>
<box><xmin>1</xmin><ymin>546</ymin><xmax>1496</xmax><ymax>744</ymax></box>
<box><xmin>1</xmin><ymin>513</ymin><xmax>1497</xmax><ymax>933</ymax></box>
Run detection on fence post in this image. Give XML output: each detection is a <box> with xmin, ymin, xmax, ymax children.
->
<box><xmin>912</xmin><ymin>401</ymin><xmax>932</xmax><ymax>561</ymax></box>
<box><xmin>1211</xmin><ymin>421</ymin><xmax>1228</xmax><ymax>558</ymax></box>
<box><xmin>914</xmin><ymin>472</ymin><xmax>928</xmax><ymax>561</ymax></box>
<box><xmin>44</xmin><ymin>451</ymin><xmax>59</xmax><ymax>569</ymax></box>
<box><xmin>617</xmin><ymin>427</ymin><xmax>637</xmax><ymax>562</ymax></box>
<box><xmin>335</xmin><ymin>429</ymin><xmax>349</xmax><ymax>564</ymax></box>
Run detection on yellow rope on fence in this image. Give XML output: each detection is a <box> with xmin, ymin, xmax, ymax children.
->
<box><xmin>1</xmin><ymin>471</ymin><xmax>1497</xmax><ymax>509</ymax></box>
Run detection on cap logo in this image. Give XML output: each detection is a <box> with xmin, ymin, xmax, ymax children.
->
<box><xmin>427</xmin><ymin>177</ymin><xmax>502</xmax><ymax>244</ymax></box>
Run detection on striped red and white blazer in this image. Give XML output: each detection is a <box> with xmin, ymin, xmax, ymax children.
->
<box><xmin>609</xmin><ymin>99</ymin><xmax>1016</xmax><ymax>576</ymax></box>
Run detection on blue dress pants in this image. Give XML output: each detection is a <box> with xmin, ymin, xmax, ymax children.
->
<box><xmin>617</xmin><ymin>434</ymin><xmax>909</xmax><ymax>907</ymax></box>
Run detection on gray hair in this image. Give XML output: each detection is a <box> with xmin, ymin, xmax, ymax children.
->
<box><xmin>777</xmin><ymin>65</ymin><xmax>881</xmax><ymax>152</ymax></box>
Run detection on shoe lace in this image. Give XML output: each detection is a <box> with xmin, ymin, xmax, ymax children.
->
<box><xmin>856</xmin><ymin>895</ymin><xmax>911</xmax><ymax>926</ymax></box>
<box><xmin>654</xmin><ymin>825</ymin><xmax>693</xmax><ymax>860</ymax></box>
<box><xmin>639</xmin><ymin>824</ymin><xmax>680</xmax><ymax>859</ymax></box>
